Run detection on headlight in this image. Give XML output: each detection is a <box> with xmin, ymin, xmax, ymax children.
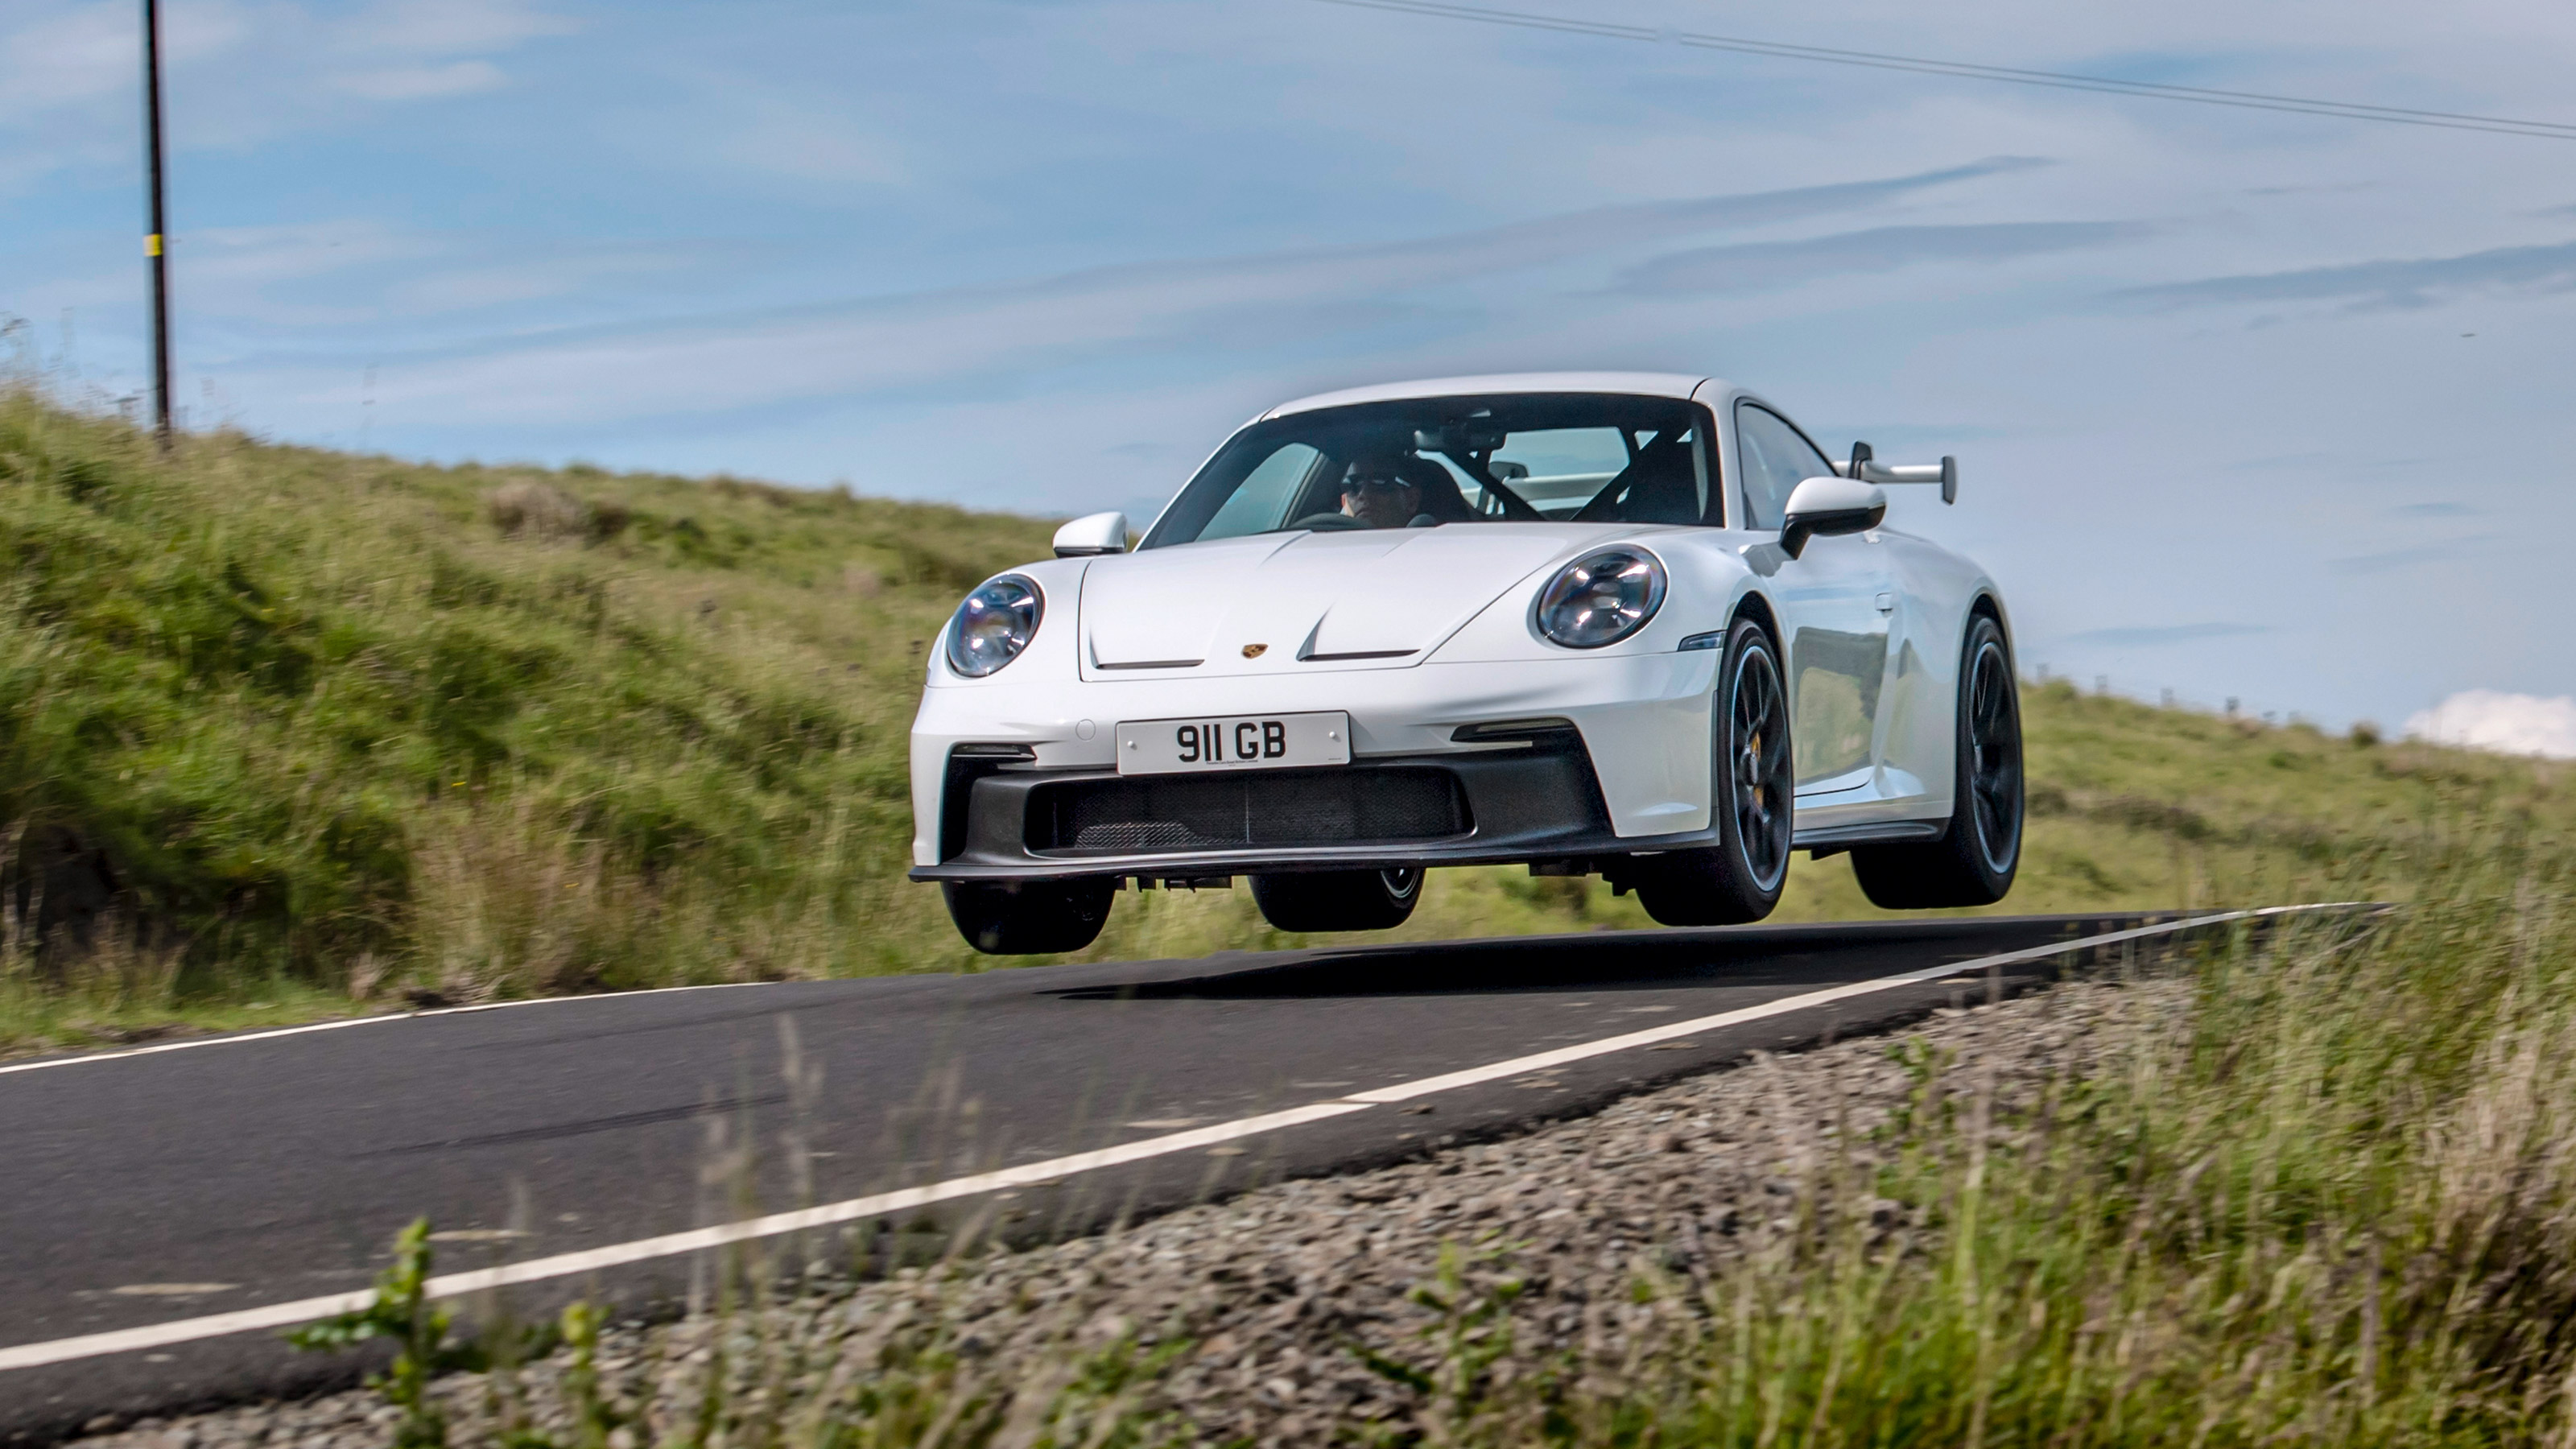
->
<box><xmin>1534</xmin><ymin>547</ymin><xmax>1666</xmax><ymax>648</ymax></box>
<box><xmin>945</xmin><ymin>574</ymin><xmax>1042</xmax><ymax>677</ymax></box>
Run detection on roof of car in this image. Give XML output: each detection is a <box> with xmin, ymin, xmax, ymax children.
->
<box><xmin>1261</xmin><ymin>372</ymin><xmax>1721</xmax><ymax>419</ymax></box>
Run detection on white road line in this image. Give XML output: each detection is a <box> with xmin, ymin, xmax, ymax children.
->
<box><xmin>0</xmin><ymin>1101</ymin><xmax>1372</xmax><ymax>1373</ymax></box>
<box><xmin>1346</xmin><ymin>906</ymin><xmax>2319</xmax><ymax>1102</ymax></box>
<box><xmin>0</xmin><ymin>981</ymin><xmax>774</xmax><ymax>1078</ymax></box>
<box><xmin>0</xmin><ymin>904</ymin><xmax>2351</xmax><ymax>1373</ymax></box>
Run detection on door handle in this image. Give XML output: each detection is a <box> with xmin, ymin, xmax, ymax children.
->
<box><xmin>1874</xmin><ymin>592</ymin><xmax>1895</xmax><ymax>613</ymax></box>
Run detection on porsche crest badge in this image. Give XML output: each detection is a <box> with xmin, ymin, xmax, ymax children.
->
<box><xmin>1241</xmin><ymin>643</ymin><xmax>1268</xmax><ymax>658</ymax></box>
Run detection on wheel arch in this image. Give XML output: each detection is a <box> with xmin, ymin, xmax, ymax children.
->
<box><xmin>1628</xmin><ymin>581</ymin><xmax>1794</xmax><ymax>923</ymax></box>
<box><xmin>1724</xmin><ymin>586</ymin><xmax>1790</xmax><ymax>800</ymax></box>
<box><xmin>1951</xmin><ymin>589</ymin><xmax>2021</xmax><ymax>835</ymax></box>
<box><xmin>1967</xmin><ymin>590</ymin><xmax>2013</xmax><ymax>657</ymax></box>
<box><xmin>1728</xmin><ymin>587</ymin><xmax>1783</xmax><ymax>649</ymax></box>
<box><xmin>1952</xmin><ymin>591</ymin><xmax>2017</xmax><ymax>689</ymax></box>
<box><xmin>1907</xmin><ymin>590</ymin><xmax>2013</xmax><ymax>826</ymax></box>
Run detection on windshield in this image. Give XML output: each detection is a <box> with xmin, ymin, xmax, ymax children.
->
<box><xmin>1141</xmin><ymin>393</ymin><xmax>1719</xmax><ymax>549</ymax></box>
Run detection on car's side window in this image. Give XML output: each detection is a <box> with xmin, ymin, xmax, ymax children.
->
<box><xmin>1734</xmin><ymin>402</ymin><xmax>1836</xmax><ymax>530</ymax></box>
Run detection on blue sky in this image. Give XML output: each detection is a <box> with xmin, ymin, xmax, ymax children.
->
<box><xmin>6</xmin><ymin>0</ymin><xmax>2576</xmax><ymax>738</ymax></box>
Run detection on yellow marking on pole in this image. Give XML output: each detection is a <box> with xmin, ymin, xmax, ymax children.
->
<box><xmin>146</xmin><ymin>234</ymin><xmax>162</xmax><ymax>257</ymax></box>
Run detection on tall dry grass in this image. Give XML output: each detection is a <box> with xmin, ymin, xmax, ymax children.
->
<box><xmin>1392</xmin><ymin>850</ymin><xmax>2576</xmax><ymax>1446</ymax></box>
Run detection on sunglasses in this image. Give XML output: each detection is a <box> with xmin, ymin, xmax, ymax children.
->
<box><xmin>1348</xmin><ymin>476</ymin><xmax>1418</xmax><ymax>493</ymax></box>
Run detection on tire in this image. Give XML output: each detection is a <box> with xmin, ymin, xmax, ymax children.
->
<box><xmin>1633</xmin><ymin>617</ymin><xmax>1794</xmax><ymax>927</ymax></box>
<box><xmin>1250</xmin><ymin>868</ymin><xmax>1422</xmax><ymax>933</ymax></box>
<box><xmin>1852</xmin><ymin>612</ymin><xmax>2022</xmax><ymax>909</ymax></box>
<box><xmin>942</xmin><ymin>877</ymin><xmax>1115</xmax><ymax>955</ymax></box>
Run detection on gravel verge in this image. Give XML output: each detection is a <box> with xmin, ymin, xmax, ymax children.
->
<box><xmin>70</xmin><ymin>972</ymin><xmax>2183</xmax><ymax>1449</ymax></box>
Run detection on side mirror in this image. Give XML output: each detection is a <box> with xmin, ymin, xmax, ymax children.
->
<box><xmin>1051</xmin><ymin>510</ymin><xmax>1129</xmax><ymax>558</ymax></box>
<box><xmin>1778</xmin><ymin>477</ymin><xmax>1885</xmax><ymax>560</ymax></box>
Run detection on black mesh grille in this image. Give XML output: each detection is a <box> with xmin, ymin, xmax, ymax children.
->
<box><xmin>1029</xmin><ymin>769</ymin><xmax>1470</xmax><ymax>856</ymax></box>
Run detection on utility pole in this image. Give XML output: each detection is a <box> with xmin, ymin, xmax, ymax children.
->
<box><xmin>142</xmin><ymin>0</ymin><xmax>172</xmax><ymax>448</ymax></box>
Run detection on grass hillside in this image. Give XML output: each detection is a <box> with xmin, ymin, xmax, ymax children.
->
<box><xmin>2</xmin><ymin>388</ymin><xmax>2569</xmax><ymax>1054</ymax></box>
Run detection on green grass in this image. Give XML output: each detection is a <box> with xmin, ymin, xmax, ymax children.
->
<box><xmin>4</xmin><ymin>386</ymin><xmax>2570</xmax><ymax>1057</ymax></box>
<box><xmin>1393</xmin><ymin>856</ymin><xmax>2576</xmax><ymax>1446</ymax></box>
<box><xmin>0</xmin><ymin>388</ymin><xmax>1042</xmax><ymax>1051</ymax></box>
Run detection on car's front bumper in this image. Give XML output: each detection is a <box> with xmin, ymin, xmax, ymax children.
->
<box><xmin>909</xmin><ymin>728</ymin><xmax>1735</xmax><ymax>881</ymax></box>
<box><xmin>909</xmin><ymin>654</ymin><xmax>1722</xmax><ymax>873</ymax></box>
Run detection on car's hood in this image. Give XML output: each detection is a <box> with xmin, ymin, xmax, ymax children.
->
<box><xmin>1078</xmin><ymin>524</ymin><xmax>1635</xmax><ymax>679</ymax></box>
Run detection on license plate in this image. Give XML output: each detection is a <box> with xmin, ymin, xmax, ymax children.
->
<box><xmin>1115</xmin><ymin>711</ymin><xmax>1351</xmax><ymax>775</ymax></box>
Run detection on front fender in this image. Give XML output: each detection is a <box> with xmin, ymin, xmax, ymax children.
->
<box><xmin>918</xmin><ymin>556</ymin><xmax>1096</xmax><ymax>690</ymax></box>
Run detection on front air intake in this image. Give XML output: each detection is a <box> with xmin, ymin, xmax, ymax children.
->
<box><xmin>1027</xmin><ymin>768</ymin><xmax>1470</xmax><ymax>856</ymax></box>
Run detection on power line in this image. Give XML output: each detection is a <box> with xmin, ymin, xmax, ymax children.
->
<box><xmin>1308</xmin><ymin>0</ymin><xmax>2576</xmax><ymax>142</ymax></box>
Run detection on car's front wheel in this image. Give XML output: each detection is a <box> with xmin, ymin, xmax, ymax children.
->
<box><xmin>942</xmin><ymin>877</ymin><xmax>1116</xmax><ymax>955</ymax></box>
<box><xmin>1250</xmin><ymin>868</ymin><xmax>1422</xmax><ymax>933</ymax></box>
<box><xmin>1632</xmin><ymin>616</ymin><xmax>1794</xmax><ymax>927</ymax></box>
<box><xmin>1852</xmin><ymin>612</ymin><xmax>2021</xmax><ymax>909</ymax></box>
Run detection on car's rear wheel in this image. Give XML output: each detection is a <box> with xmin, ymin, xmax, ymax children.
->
<box><xmin>1250</xmin><ymin>868</ymin><xmax>1422</xmax><ymax>932</ymax></box>
<box><xmin>1633</xmin><ymin>617</ymin><xmax>1793</xmax><ymax>927</ymax></box>
<box><xmin>943</xmin><ymin>877</ymin><xmax>1116</xmax><ymax>955</ymax></box>
<box><xmin>1852</xmin><ymin>612</ymin><xmax>2022</xmax><ymax>909</ymax></box>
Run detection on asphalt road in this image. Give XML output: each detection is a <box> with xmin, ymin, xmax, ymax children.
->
<box><xmin>0</xmin><ymin>910</ymin><xmax>2221</xmax><ymax>1441</ymax></box>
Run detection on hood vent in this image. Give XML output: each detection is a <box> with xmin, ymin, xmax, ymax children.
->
<box><xmin>1291</xmin><ymin>615</ymin><xmax>1413</xmax><ymax>663</ymax></box>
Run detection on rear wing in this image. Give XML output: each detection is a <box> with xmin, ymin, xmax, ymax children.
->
<box><xmin>1831</xmin><ymin>443</ymin><xmax>1958</xmax><ymax>504</ymax></box>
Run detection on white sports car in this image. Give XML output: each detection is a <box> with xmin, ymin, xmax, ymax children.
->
<box><xmin>909</xmin><ymin>373</ymin><xmax>2023</xmax><ymax>953</ymax></box>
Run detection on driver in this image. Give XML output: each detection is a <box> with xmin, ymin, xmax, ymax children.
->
<box><xmin>1339</xmin><ymin>454</ymin><xmax>1447</xmax><ymax>528</ymax></box>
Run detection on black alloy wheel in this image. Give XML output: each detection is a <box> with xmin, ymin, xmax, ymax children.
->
<box><xmin>943</xmin><ymin>877</ymin><xmax>1116</xmax><ymax>955</ymax></box>
<box><xmin>1633</xmin><ymin>616</ymin><xmax>1793</xmax><ymax>927</ymax></box>
<box><xmin>1250</xmin><ymin>867</ymin><xmax>1422</xmax><ymax>933</ymax></box>
<box><xmin>1852</xmin><ymin>611</ymin><xmax>2023</xmax><ymax>909</ymax></box>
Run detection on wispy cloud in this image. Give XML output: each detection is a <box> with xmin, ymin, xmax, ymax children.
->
<box><xmin>1616</xmin><ymin>221</ymin><xmax>2154</xmax><ymax>295</ymax></box>
<box><xmin>0</xmin><ymin>0</ymin><xmax>572</xmax><ymax>195</ymax></box>
<box><xmin>678</xmin><ymin>90</ymin><xmax>906</xmax><ymax>187</ymax></box>
<box><xmin>238</xmin><ymin>159</ymin><xmax>2046</xmax><ymax>423</ymax></box>
<box><xmin>385</xmin><ymin>250</ymin><xmax>712</xmax><ymax>315</ymax></box>
<box><xmin>2244</xmin><ymin>182</ymin><xmax>2375</xmax><ymax>197</ymax></box>
<box><xmin>2064</xmin><ymin>622</ymin><xmax>2269</xmax><ymax>647</ymax></box>
<box><xmin>337</xmin><ymin>0</ymin><xmax>576</xmax><ymax>56</ymax></box>
<box><xmin>0</xmin><ymin>2</ymin><xmax>131</xmax><ymax>119</ymax></box>
<box><xmin>2229</xmin><ymin>452</ymin><xmax>2437</xmax><ymax>473</ymax></box>
<box><xmin>185</xmin><ymin>221</ymin><xmax>448</xmax><ymax>294</ymax></box>
<box><xmin>328</xmin><ymin>60</ymin><xmax>506</xmax><ymax>101</ymax></box>
<box><xmin>155</xmin><ymin>220</ymin><xmax>717</xmax><ymax>327</ymax></box>
<box><xmin>2328</xmin><ymin>536</ymin><xmax>2490</xmax><ymax>575</ymax></box>
<box><xmin>2226</xmin><ymin>451</ymin><xmax>2338</xmax><ymax>471</ymax></box>
<box><xmin>2119</xmin><ymin>238</ymin><xmax>2576</xmax><ymax>312</ymax></box>
<box><xmin>0</xmin><ymin>0</ymin><xmax>250</xmax><ymax>123</ymax></box>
